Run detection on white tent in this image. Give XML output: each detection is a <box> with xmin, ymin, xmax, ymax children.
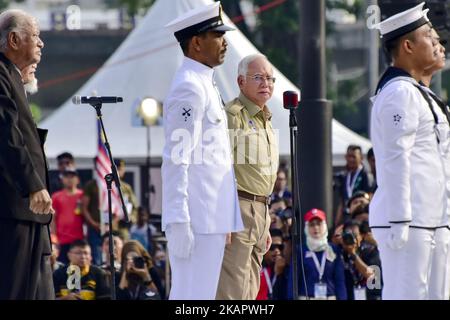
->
<box><xmin>41</xmin><ymin>0</ymin><xmax>371</xmax><ymax>167</ymax></box>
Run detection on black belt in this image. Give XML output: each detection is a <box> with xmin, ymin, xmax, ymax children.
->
<box><xmin>237</xmin><ymin>190</ymin><xmax>270</xmax><ymax>205</ymax></box>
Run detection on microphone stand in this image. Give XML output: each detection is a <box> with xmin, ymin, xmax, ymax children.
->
<box><xmin>288</xmin><ymin>106</ymin><xmax>306</xmax><ymax>300</ymax></box>
<box><xmin>90</xmin><ymin>101</ymin><xmax>129</xmax><ymax>300</ymax></box>
<box><xmin>105</xmin><ymin>174</ymin><xmax>116</xmax><ymax>300</ymax></box>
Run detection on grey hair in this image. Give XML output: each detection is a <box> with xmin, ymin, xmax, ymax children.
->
<box><xmin>237</xmin><ymin>54</ymin><xmax>268</xmax><ymax>76</ymax></box>
<box><xmin>0</xmin><ymin>9</ymin><xmax>34</xmax><ymax>52</ymax></box>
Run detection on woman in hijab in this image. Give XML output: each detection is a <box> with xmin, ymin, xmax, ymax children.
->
<box><xmin>298</xmin><ymin>208</ymin><xmax>347</xmax><ymax>300</ymax></box>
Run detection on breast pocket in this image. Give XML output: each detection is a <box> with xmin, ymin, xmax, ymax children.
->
<box><xmin>203</xmin><ymin>105</ymin><xmax>230</xmax><ymax>165</ymax></box>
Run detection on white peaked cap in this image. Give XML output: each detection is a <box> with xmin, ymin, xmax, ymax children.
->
<box><xmin>165</xmin><ymin>1</ymin><xmax>234</xmax><ymax>42</ymax></box>
<box><xmin>376</xmin><ymin>2</ymin><xmax>430</xmax><ymax>41</ymax></box>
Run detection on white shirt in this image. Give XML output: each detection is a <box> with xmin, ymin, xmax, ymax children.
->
<box><xmin>369</xmin><ymin>76</ymin><xmax>450</xmax><ymax>228</ymax></box>
<box><xmin>161</xmin><ymin>57</ymin><xmax>243</xmax><ymax>234</ymax></box>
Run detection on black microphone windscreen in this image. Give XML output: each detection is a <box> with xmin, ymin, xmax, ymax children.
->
<box><xmin>72</xmin><ymin>96</ymin><xmax>123</xmax><ymax>105</ymax></box>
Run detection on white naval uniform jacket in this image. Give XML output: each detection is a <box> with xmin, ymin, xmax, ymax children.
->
<box><xmin>369</xmin><ymin>76</ymin><xmax>450</xmax><ymax>229</ymax></box>
<box><xmin>161</xmin><ymin>57</ymin><xmax>243</xmax><ymax>234</ymax></box>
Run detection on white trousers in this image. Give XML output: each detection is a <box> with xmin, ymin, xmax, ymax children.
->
<box><xmin>428</xmin><ymin>228</ymin><xmax>450</xmax><ymax>300</ymax></box>
<box><xmin>373</xmin><ymin>227</ymin><xmax>450</xmax><ymax>300</ymax></box>
<box><xmin>168</xmin><ymin>233</ymin><xmax>226</xmax><ymax>300</ymax></box>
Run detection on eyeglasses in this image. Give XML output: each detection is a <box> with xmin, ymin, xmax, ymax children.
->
<box><xmin>270</xmin><ymin>243</ymin><xmax>284</xmax><ymax>251</ymax></box>
<box><xmin>246</xmin><ymin>74</ymin><xmax>276</xmax><ymax>84</ymax></box>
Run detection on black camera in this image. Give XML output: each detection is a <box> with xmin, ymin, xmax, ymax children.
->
<box><xmin>276</xmin><ymin>207</ymin><xmax>293</xmax><ymax>220</ymax></box>
<box><xmin>342</xmin><ymin>231</ymin><xmax>356</xmax><ymax>245</ymax></box>
<box><xmin>133</xmin><ymin>256</ymin><xmax>146</xmax><ymax>269</ymax></box>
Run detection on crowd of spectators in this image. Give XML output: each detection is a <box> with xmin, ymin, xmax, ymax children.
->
<box><xmin>50</xmin><ymin>144</ymin><xmax>380</xmax><ymax>300</ymax></box>
<box><xmin>256</xmin><ymin>144</ymin><xmax>382</xmax><ymax>300</ymax></box>
<box><xmin>49</xmin><ymin>152</ymin><xmax>165</xmax><ymax>300</ymax></box>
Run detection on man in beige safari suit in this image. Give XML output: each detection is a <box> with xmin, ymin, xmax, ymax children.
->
<box><xmin>216</xmin><ymin>54</ymin><xmax>279</xmax><ymax>299</ymax></box>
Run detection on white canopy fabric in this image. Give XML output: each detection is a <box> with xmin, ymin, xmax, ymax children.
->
<box><xmin>41</xmin><ymin>0</ymin><xmax>371</xmax><ymax>166</ymax></box>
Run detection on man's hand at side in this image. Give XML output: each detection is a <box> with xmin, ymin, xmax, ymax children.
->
<box><xmin>165</xmin><ymin>223</ymin><xmax>195</xmax><ymax>259</ymax></box>
<box><xmin>30</xmin><ymin>189</ymin><xmax>54</xmax><ymax>214</ymax></box>
<box><xmin>387</xmin><ymin>223</ymin><xmax>409</xmax><ymax>250</ymax></box>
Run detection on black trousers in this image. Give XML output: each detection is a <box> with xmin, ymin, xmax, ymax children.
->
<box><xmin>0</xmin><ymin>219</ymin><xmax>55</xmax><ymax>300</ymax></box>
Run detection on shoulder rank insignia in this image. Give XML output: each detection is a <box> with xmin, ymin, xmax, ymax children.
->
<box><xmin>182</xmin><ymin>107</ymin><xmax>192</xmax><ymax>122</ymax></box>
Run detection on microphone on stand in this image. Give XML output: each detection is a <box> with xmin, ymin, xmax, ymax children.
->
<box><xmin>76</xmin><ymin>92</ymin><xmax>127</xmax><ymax>300</ymax></box>
<box><xmin>283</xmin><ymin>90</ymin><xmax>300</xmax><ymax>109</ymax></box>
<box><xmin>72</xmin><ymin>96</ymin><xmax>123</xmax><ymax>105</ymax></box>
<box><xmin>282</xmin><ymin>89</ymin><xmax>307</xmax><ymax>300</ymax></box>
<box><xmin>283</xmin><ymin>90</ymin><xmax>300</xmax><ymax>128</ymax></box>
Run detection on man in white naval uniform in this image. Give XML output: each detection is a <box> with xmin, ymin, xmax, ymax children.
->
<box><xmin>420</xmin><ymin>30</ymin><xmax>450</xmax><ymax>300</ymax></box>
<box><xmin>370</xmin><ymin>2</ymin><xmax>450</xmax><ymax>300</ymax></box>
<box><xmin>162</xmin><ymin>2</ymin><xmax>243</xmax><ymax>300</ymax></box>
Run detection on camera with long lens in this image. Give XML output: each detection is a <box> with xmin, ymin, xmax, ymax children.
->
<box><xmin>342</xmin><ymin>231</ymin><xmax>356</xmax><ymax>245</ymax></box>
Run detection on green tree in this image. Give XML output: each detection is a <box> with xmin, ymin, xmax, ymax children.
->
<box><xmin>250</xmin><ymin>0</ymin><xmax>300</xmax><ymax>83</ymax></box>
<box><xmin>326</xmin><ymin>0</ymin><xmax>367</xmax><ymax>135</ymax></box>
<box><xmin>0</xmin><ymin>0</ymin><xmax>9</xmax><ymax>9</ymax></box>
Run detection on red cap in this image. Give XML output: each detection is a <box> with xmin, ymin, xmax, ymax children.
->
<box><xmin>304</xmin><ymin>208</ymin><xmax>326</xmax><ymax>223</ymax></box>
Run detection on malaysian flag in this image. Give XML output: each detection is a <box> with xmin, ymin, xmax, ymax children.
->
<box><xmin>95</xmin><ymin>119</ymin><xmax>122</xmax><ymax>232</ymax></box>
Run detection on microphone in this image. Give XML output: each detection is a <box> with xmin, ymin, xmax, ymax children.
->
<box><xmin>72</xmin><ymin>96</ymin><xmax>123</xmax><ymax>105</ymax></box>
<box><xmin>283</xmin><ymin>90</ymin><xmax>300</xmax><ymax>109</ymax></box>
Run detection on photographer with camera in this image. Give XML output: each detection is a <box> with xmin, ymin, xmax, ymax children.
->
<box><xmin>341</xmin><ymin>220</ymin><xmax>382</xmax><ymax>300</ymax></box>
<box><xmin>269</xmin><ymin>198</ymin><xmax>292</xmax><ymax>237</ymax></box>
<box><xmin>117</xmin><ymin>240</ymin><xmax>163</xmax><ymax>300</ymax></box>
<box><xmin>348</xmin><ymin>191</ymin><xmax>370</xmax><ymax>218</ymax></box>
